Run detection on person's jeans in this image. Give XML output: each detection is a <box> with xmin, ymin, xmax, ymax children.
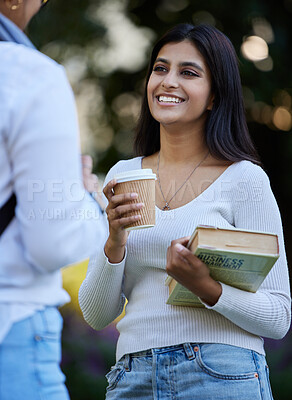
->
<box><xmin>0</xmin><ymin>307</ymin><xmax>70</xmax><ymax>400</ymax></box>
<box><xmin>105</xmin><ymin>343</ymin><xmax>273</xmax><ymax>400</ymax></box>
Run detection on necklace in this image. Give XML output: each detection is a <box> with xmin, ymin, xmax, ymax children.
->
<box><xmin>156</xmin><ymin>151</ymin><xmax>209</xmax><ymax>211</ymax></box>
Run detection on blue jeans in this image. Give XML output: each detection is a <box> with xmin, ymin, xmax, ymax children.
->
<box><xmin>0</xmin><ymin>307</ymin><xmax>70</xmax><ymax>400</ymax></box>
<box><xmin>105</xmin><ymin>343</ymin><xmax>273</xmax><ymax>400</ymax></box>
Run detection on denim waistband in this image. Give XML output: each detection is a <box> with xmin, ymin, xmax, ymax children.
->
<box><xmin>122</xmin><ymin>343</ymin><xmax>198</xmax><ymax>371</ymax></box>
<box><xmin>131</xmin><ymin>343</ymin><xmax>198</xmax><ymax>356</ymax></box>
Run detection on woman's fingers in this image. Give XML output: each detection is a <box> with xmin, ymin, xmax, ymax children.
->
<box><xmin>110</xmin><ymin>214</ymin><xmax>142</xmax><ymax>229</ymax></box>
<box><xmin>110</xmin><ymin>192</ymin><xmax>139</xmax><ymax>207</ymax></box>
<box><xmin>166</xmin><ymin>237</ymin><xmax>221</xmax><ymax>306</ymax></box>
<box><xmin>103</xmin><ymin>179</ymin><xmax>144</xmax><ymax>232</ymax></box>
<box><xmin>103</xmin><ymin>179</ymin><xmax>139</xmax><ymax>207</ymax></box>
<box><xmin>170</xmin><ymin>236</ymin><xmax>191</xmax><ymax>248</ymax></box>
<box><xmin>103</xmin><ymin>179</ymin><xmax>116</xmax><ymax>201</ymax></box>
<box><xmin>166</xmin><ymin>238</ymin><xmax>203</xmax><ymax>276</ymax></box>
<box><xmin>167</xmin><ymin>237</ymin><xmax>191</xmax><ymax>265</ymax></box>
<box><xmin>173</xmin><ymin>243</ymin><xmax>202</xmax><ymax>267</ymax></box>
<box><xmin>103</xmin><ymin>179</ymin><xmax>145</xmax><ymax>240</ymax></box>
<box><xmin>107</xmin><ymin>202</ymin><xmax>144</xmax><ymax>221</ymax></box>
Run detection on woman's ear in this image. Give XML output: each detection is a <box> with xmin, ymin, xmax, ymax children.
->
<box><xmin>207</xmin><ymin>94</ymin><xmax>215</xmax><ymax>111</ymax></box>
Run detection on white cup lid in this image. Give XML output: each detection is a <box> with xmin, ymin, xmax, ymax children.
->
<box><xmin>114</xmin><ymin>169</ymin><xmax>156</xmax><ymax>183</ymax></box>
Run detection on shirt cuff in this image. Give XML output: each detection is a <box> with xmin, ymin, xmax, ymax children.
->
<box><xmin>199</xmin><ymin>282</ymin><xmax>224</xmax><ymax>309</ymax></box>
<box><xmin>103</xmin><ymin>247</ymin><xmax>127</xmax><ymax>266</ymax></box>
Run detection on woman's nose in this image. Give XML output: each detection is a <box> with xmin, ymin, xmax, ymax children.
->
<box><xmin>161</xmin><ymin>71</ymin><xmax>179</xmax><ymax>89</ymax></box>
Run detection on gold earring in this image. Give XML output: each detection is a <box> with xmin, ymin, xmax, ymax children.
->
<box><xmin>5</xmin><ymin>0</ymin><xmax>23</xmax><ymax>11</ymax></box>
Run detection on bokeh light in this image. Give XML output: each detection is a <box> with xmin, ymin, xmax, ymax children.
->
<box><xmin>88</xmin><ymin>0</ymin><xmax>154</xmax><ymax>75</ymax></box>
<box><xmin>254</xmin><ymin>56</ymin><xmax>273</xmax><ymax>72</ymax></box>
<box><xmin>273</xmin><ymin>107</ymin><xmax>292</xmax><ymax>131</ymax></box>
<box><xmin>241</xmin><ymin>35</ymin><xmax>269</xmax><ymax>61</ymax></box>
<box><xmin>252</xmin><ymin>17</ymin><xmax>274</xmax><ymax>43</ymax></box>
<box><xmin>273</xmin><ymin>90</ymin><xmax>292</xmax><ymax>108</ymax></box>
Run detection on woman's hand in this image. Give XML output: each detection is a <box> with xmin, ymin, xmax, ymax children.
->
<box><xmin>103</xmin><ymin>179</ymin><xmax>144</xmax><ymax>263</ymax></box>
<box><xmin>166</xmin><ymin>237</ymin><xmax>222</xmax><ymax>306</ymax></box>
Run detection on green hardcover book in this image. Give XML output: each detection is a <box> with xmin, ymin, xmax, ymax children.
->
<box><xmin>166</xmin><ymin>225</ymin><xmax>279</xmax><ymax>307</ymax></box>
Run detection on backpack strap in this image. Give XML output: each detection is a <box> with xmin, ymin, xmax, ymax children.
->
<box><xmin>0</xmin><ymin>193</ymin><xmax>16</xmax><ymax>236</ymax></box>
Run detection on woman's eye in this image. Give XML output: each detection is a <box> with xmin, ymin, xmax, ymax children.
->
<box><xmin>153</xmin><ymin>65</ymin><xmax>167</xmax><ymax>72</ymax></box>
<box><xmin>182</xmin><ymin>70</ymin><xmax>199</xmax><ymax>77</ymax></box>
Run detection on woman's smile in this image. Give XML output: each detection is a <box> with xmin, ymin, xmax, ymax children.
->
<box><xmin>157</xmin><ymin>95</ymin><xmax>185</xmax><ymax>104</ymax></box>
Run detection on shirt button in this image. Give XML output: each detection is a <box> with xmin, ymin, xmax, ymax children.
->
<box><xmin>35</xmin><ymin>335</ymin><xmax>42</xmax><ymax>341</ymax></box>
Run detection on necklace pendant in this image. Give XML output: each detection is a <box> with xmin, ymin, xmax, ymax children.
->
<box><xmin>162</xmin><ymin>203</ymin><xmax>171</xmax><ymax>211</ymax></box>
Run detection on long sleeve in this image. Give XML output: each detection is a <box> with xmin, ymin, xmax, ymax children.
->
<box><xmin>78</xmin><ymin>161</ymin><xmax>129</xmax><ymax>329</ymax></box>
<box><xmin>207</xmin><ymin>165</ymin><xmax>291</xmax><ymax>339</ymax></box>
<box><xmin>3</xmin><ymin>47</ymin><xmax>107</xmax><ymax>273</ymax></box>
<box><xmin>79</xmin><ymin>249</ymin><xmax>127</xmax><ymax>330</ymax></box>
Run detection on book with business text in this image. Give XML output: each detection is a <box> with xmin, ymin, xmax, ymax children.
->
<box><xmin>165</xmin><ymin>225</ymin><xmax>279</xmax><ymax>307</ymax></box>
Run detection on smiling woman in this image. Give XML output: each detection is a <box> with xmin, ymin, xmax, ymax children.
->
<box><xmin>79</xmin><ymin>23</ymin><xmax>290</xmax><ymax>400</ymax></box>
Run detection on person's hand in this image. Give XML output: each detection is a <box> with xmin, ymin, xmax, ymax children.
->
<box><xmin>103</xmin><ymin>179</ymin><xmax>144</xmax><ymax>263</ymax></box>
<box><xmin>81</xmin><ymin>154</ymin><xmax>105</xmax><ymax>210</ymax></box>
<box><xmin>166</xmin><ymin>237</ymin><xmax>222</xmax><ymax>306</ymax></box>
<box><xmin>81</xmin><ymin>155</ymin><xmax>98</xmax><ymax>193</ymax></box>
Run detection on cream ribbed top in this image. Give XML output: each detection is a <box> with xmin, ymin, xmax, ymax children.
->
<box><xmin>79</xmin><ymin>157</ymin><xmax>291</xmax><ymax>362</ymax></box>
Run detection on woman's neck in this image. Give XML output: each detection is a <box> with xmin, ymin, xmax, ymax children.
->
<box><xmin>159</xmin><ymin>124</ymin><xmax>208</xmax><ymax>165</ymax></box>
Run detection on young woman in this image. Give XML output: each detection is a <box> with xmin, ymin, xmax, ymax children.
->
<box><xmin>79</xmin><ymin>24</ymin><xmax>291</xmax><ymax>399</ymax></box>
<box><xmin>0</xmin><ymin>1</ymin><xmax>106</xmax><ymax>399</ymax></box>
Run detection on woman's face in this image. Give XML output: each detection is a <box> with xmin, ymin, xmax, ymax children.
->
<box><xmin>147</xmin><ymin>40</ymin><xmax>214</xmax><ymax>131</ymax></box>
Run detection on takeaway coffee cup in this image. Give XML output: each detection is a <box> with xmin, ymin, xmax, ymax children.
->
<box><xmin>114</xmin><ymin>169</ymin><xmax>156</xmax><ymax>231</ymax></box>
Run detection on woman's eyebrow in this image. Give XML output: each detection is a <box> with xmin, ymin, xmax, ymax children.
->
<box><xmin>154</xmin><ymin>57</ymin><xmax>169</xmax><ymax>65</ymax></box>
<box><xmin>154</xmin><ymin>57</ymin><xmax>204</xmax><ymax>72</ymax></box>
<box><xmin>180</xmin><ymin>61</ymin><xmax>204</xmax><ymax>72</ymax></box>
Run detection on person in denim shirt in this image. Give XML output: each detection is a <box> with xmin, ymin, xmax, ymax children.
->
<box><xmin>0</xmin><ymin>1</ymin><xmax>106</xmax><ymax>399</ymax></box>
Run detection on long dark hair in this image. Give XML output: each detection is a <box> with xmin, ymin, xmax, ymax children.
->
<box><xmin>134</xmin><ymin>23</ymin><xmax>261</xmax><ymax>165</ymax></box>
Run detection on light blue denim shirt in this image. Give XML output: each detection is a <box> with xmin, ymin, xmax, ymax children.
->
<box><xmin>0</xmin><ymin>21</ymin><xmax>107</xmax><ymax>342</ymax></box>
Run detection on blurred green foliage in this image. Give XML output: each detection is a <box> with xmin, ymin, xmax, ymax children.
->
<box><xmin>60</xmin><ymin>310</ymin><xmax>118</xmax><ymax>399</ymax></box>
<box><xmin>26</xmin><ymin>0</ymin><xmax>292</xmax><ymax>398</ymax></box>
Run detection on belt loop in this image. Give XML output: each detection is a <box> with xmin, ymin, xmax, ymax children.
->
<box><xmin>124</xmin><ymin>354</ymin><xmax>131</xmax><ymax>372</ymax></box>
<box><xmin>183</xmin><ymin>343</ymin><xmax>196</xmax><ymax>360</ymax></box>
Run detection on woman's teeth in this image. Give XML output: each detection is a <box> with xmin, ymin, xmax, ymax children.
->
<box><xmin>158</xmin><ymin>96</ymin><xmax>183</xmax><ymax>103</ymax></box>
